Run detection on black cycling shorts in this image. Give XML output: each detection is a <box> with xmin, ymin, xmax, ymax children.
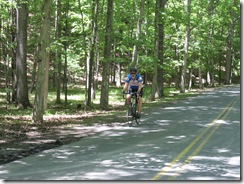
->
<box><xmin>129</xmin><ymin>88</ymin><xmax>143</xmax><ymax>97</ymax></box>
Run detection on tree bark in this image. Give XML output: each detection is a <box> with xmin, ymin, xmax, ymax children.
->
<box><xmin>100</xmin><ymin>0</ymin><xmax>113</xmax><ymax>110</ymax></box>
<box><xmin>180</xmin><ymin>0</ymin><xmax>191</xmax><ymax>93</ymax></box>
<box><xmin>55</xmin><ymin>0</ymin><xmax>62</xmax><ymax>104</ymax></box>
<box><xmin>32</xmin><ymin>0</ymin><xmax>51</xmax><ymax>123</ymax></box>
<box><xmin>16</xmin><ymin>0</ymin><xmax>30</xmax><ymax>108</ymax></box>
<box><xmin>87</xmin><ymin>0</ymin><xmax>98</xmax><ymax>106</ymax></box>
<box><xmin>225</xmin><ymin>3</ymin><xmax>235</xmax><ymax>85</ymax></box>
<box><xmin>151</xmin><ymin>0</ymin><xmax>159</xmax><ymax>101</ymax></box>
<box><xmin>157</xmin><ymin>0</ymin><xmax>167</xmax><ymax>97</ymax></box>
<box><xmin>63</xmin><ymin>0</ymin><xmax>69</xmax><ymax>106</ymax></box>
<box><xmin>151</xmin><ymin>0</ymin><xmax>167</xmax><ymax>100</ymax></box>
<box><xmin>131</xmin><ymin>0</ymin><xmax>145</xmax><ymax>66</ymax></box>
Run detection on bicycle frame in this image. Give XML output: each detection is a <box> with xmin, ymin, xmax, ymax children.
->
<box><xmin>123</xmin><ymin>92</ymin><xmax>140</xmax><ymax>126</ymax></box>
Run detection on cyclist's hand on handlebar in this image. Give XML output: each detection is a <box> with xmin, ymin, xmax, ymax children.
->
<box><xmin>137</xmin><ymin>92</ymin><xmax>140</xmax><ymax>97</ymax></box>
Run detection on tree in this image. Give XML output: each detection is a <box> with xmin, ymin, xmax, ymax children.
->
<box><xmin>32</xmin><ymin>0</ymin><xmax>52</xmax><ymax>123</ymax></box>
<box><xmin>151</xmin><ymin>0</ymin><xmax>159</xmax><ymax>101</ymax></box>
<box><xmin>131</xmin><ymin>0</ymin><xmax>145</xmax><ymax>67</ymax></box>
<box><xmin>224</xmin><ymin>0</ymin><xmax>238</xmax><ymax>85</ymax></box>
<box><xmin>0</xmin><ymin>0</ymin><xmax>240</xmax><ymax>110</ymax></box>
<box><xmin>55</xmin><ymin>0</ymin><xmax>62</xmax><ymax>104</ymax></box>
<box><xmin>16</xmin><ymin>0</ymin><xmax>30</xmax><ymax>108</ymax></box>
<box><xmin>87</xmin><ymin>0</ymin><xmax>98</xmax><ymax>106</ymax></box>
<box><xmin>157</xmin><ymin>0</ymin><xmax>167</xmax><ymax>97</ymax></box>
<box><xmin>63</xmin><ymin>0</ymin><xmax>69</xmax><ymax>106</ymax></box>
<box><xmin>151</xmin><ymin>0</ymin><xmax>167</xmax><ymax>100</ymax></box>
<box><xmin>100</xmin><ymin>0</ymin><xmax>113</xmax><ymax>110</ymax></box>
<box><xmin>180</xmin><ymin>0</ymin><xmax>191</xmax><ymax>93</ymax></box>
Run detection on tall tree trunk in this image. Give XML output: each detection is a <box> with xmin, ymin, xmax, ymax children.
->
<box><xmin>16</xmin><ymin>0</ymin><xmax>29</xmax><ymax>108</ymax></box>
<box><xmin>2</xmin><ymin>3</ymin><xmax>15</xmax><ymax>105</ymax></box>
<box><xmin>30</xmin><ymin>46</ymin><xmax>38</xmax><ymax>93</ymax></box>
<box><xmin>93</xmin><ymin>38</ymin><xmax>100</xmax><ymax>99</ymax></box>
<box><xmin>157</xmin><ymin>0</ymin><xmax>167</xmax><ymax>97</ymax></box>
<box><xmin>188</xmin><ymin>67</ymin><xmax>192</xmax><ymax>90</ymax></box>
<box><xmin>55</xmin><ymin>0</ymin><xmax>62</xmax><ymax>104</ymax></box>
<box><xmin>78</xmin><ymin>0</ymin><xmax>89</xmax><ymax>106</ymax></box>
<box><xmin>131</xmin><ymin>0</ymin><xmax>145</xmax><ymax>67</ymax></box>
<box><xmin>206</xmin><ymin>0</ymin><xmax>215</xmax><ymax>87</ymax></box>
<box><xmin>198</xmin><ymin>63</ymin><xmax>203</xmax><ymax>89</ymax></box>
<box><xmin>32</xmin><ymin>0</ymin><xmax>51</xmax><ymax>123</ymax></box>
<box><xmin>151</xmin><ymin>0</ymin><xmax>167</xmax><ymax>100</ymax></box>
<box><xmin>9</xmin><ymin>3</ymin><xmax>17</xmax><ymax>103</ymax></box>
<box><xmin>63</xmin><ymin>0</ymin><xmax>69</xmax><ymax>106</ymax></box>
<box><xmin>115</xmin><ymin>62</ymin><xmax>121</xmax><ymax>87</ymax></box>
<box><xmin>151</xmin><ymin>0</ymin><xmax>159</xmax><ymax>101</ymax></box>
<box><xmin>87</xmin><ymin>0</ymin><xmax>98</xmax><ymax>106</ymax></box>
<box><xmin>225</xmin><ymin>3</ymin><xmax>235</xmax><ymax>85</ymax></box>
<box><xmin>100</xmin><ymin>0</ymin><xmax>113</xmax><ymax>110</ymax></box>
<box><xmin>180</xmin><ymin>0</ymin><xmax>191</xmax><ymax>93</ymax></box>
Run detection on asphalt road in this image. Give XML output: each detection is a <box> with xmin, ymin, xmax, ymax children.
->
<box><xmin>0</xmin><ymin>85</ymin><xmax>240</xmax><ymax>181</ymax></box>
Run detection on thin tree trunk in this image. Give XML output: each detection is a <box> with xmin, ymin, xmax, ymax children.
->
<box><xmin>198</xmin><ymin>60</ymin><xmax>203</xmax><ymax>89</ymax></box>
<box><xmin>93</xmin><ymin>38</ymin><xmax>100</xmax><ymax>99</ymax></box>
<box><xmin>55</xmin><ymin>0</ymin><xmax>62</xmax><ymax>104</ymax></box>
<box><xmin>115</xmin><ymin>63</ymin><xmax>121</xmax><ymax>87</ymax></box>
<box><xmin>180</xmin><ymin>0</ymin><xmax>191</xmax><ymax>93</ymax></box>
<box><xmin>151</xmin><ymin>0</ymin><xmax>159</xmax><ymax>101</ymax></box>
<box><xmin>87</xmin><ymin>0</ymin><xmax>98</xmax><ymax>106</ymax></box>
<box><xmin>78</xmin><ymin>0</ymin><xmax>89</xmax><ymax>106</ymax></box>
<box><xmin>64</xmin><ymin>0</ymin><xmax>69</xmax><ymax>106</ymax></box>
<box><xmin>157</xmin><ymin>0</ymin><xmax>167</xmax><ymax>97</ymax></box>
<box><xmin>30</xmin><ymin>46</ymin><xmax>38</xmax><ymax>93</ymax></box>
<box><xmin>225</xmin><ymin>5</ymin><xmax>235</xmax><ymax>85</ymax></box>
<box><xmin>131</xmin><ymin>0</ymin><xmax>145</xmax><ymax>66</ymax></box>
<box><xmin>9</xmin><ymin>3</ymin><xmax>17</xmax><ymax>103</ymax></box>
<box><xmin>188</xmin><ymin>67</ymin><xmax>192</xmax><ymax>90</ymax></box>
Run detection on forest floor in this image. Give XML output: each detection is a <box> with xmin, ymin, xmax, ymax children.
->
<box><xmin>0</xmin><ymin>104</ymin><xmax>128</xmax><ymax>165</ymax></box>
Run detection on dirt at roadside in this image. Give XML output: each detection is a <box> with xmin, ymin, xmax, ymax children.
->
<box><xmin>0</xmin><ymin>110</ymin><xmax>127</xmax><ymax>165</ymax></box>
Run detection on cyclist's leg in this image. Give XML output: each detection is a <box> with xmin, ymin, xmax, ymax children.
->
<box><xmin>127</xmin><ymin>88</ymin><xmax>134</xmax><ymax>105</ymax></box>
<box><xmin>126</xmin><ymin>93</ymin><xmax>131</xmax><ymax>106</ymax></box>
<box><xmin>137</xmin><ymin>88</ymin><xmax>143</xmax><ymax>116</ymax></box>
<box><xmin>138</xmin><ymin>96</ymin><xmax>142</xmax><ymax>113</ymax></box>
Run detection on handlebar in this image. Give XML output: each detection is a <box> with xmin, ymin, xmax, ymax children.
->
<box><xmin>122</xmin><ymin>91</ymin><xmax>139</xmax><ymax>99</ymax></box>
<box><xmin>122</xmin><ymin>91</ymin><xmax>138</xmax><ymax>95</ymax></box>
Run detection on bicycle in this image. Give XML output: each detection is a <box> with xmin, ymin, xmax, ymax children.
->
<box><xmin>123</xmin><ymin>91</ymin><xmax>140</xmax><ymax>126</ymax></box>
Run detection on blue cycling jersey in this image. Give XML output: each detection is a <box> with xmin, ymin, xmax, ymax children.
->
<box><xmin>125</xmin><ymin>73</ymin><xmax>143</xmax><ymax>91</ymax></box>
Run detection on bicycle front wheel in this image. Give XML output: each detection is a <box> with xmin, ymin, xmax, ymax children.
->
<box><xmin>127</xmin><ymin>106</ymin><xmax>133</xmax><ymax>122</ymax></box>
<box><xmin>131</xmin><ymin>103</ymin><xmax>139</xmax><ymax>125</ymax></box>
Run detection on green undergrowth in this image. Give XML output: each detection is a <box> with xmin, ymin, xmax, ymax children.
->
<box><xmin>0</xmin><ymin>84</ymin><xmax>206</xmax><ymax>126</ymax></box>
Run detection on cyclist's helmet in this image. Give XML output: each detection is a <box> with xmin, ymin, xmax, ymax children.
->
<box><xmin>130</xmin><ymin>67</ymin><xmax>137</xmax><ymax>74</ymax></box>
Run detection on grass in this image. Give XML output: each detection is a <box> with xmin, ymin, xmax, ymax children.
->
<box><xmin>0</xmin><ymin>84</ymin><xmax>203</xmax><ymax>123</ymax></box>
<box><xmin>0</xmin><ymin>84</ymin><xmax>207</xmax><ymax>145</ymax></box>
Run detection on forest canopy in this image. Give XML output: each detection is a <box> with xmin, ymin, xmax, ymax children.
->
<box><xmin>0</xmin><ymin>0</ymin><xmax>240</xmax><ymax>122</ymax></box>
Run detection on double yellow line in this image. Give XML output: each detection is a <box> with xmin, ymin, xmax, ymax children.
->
<box><xmin>152</xmin><ymin>95</ymin><xmax>239</xmax><ymax>180</ymax></box>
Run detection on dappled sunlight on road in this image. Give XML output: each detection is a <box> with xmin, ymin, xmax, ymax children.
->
<box><xmin>185</xmin><ymin>156</ymin><xmax>240</xmax><ymax>180</ymax></box>
<box><xmin>0</xmin><ymin>86</ymin><xmax>240</xmax><ymax>180</ymax></box>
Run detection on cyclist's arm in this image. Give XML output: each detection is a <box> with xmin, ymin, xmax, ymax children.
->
<box><xmin>122</xmin><ymin>82</ymin><xmax>129</xmax><ymax>92</ymax></box>
<box><xmin>137</xmin><ymin>82</ymin><xmax>142</xmax><ymax>93</ymax></box>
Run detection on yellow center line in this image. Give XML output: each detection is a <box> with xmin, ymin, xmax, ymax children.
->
<box><xmin>151</xmin><ymin>96</ymin><xmax>239</xmax><ymax>180</ymax></box>
<box><xmin>168</xmin><ymin>96</ymin><xmax>238</xmax><ymax>180</ymax></box>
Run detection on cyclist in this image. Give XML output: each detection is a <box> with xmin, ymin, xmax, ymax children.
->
<box><xmin>122</xmin><ymin>67</ymin><xmax>143</xmax><ymax>118</ymax></box>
